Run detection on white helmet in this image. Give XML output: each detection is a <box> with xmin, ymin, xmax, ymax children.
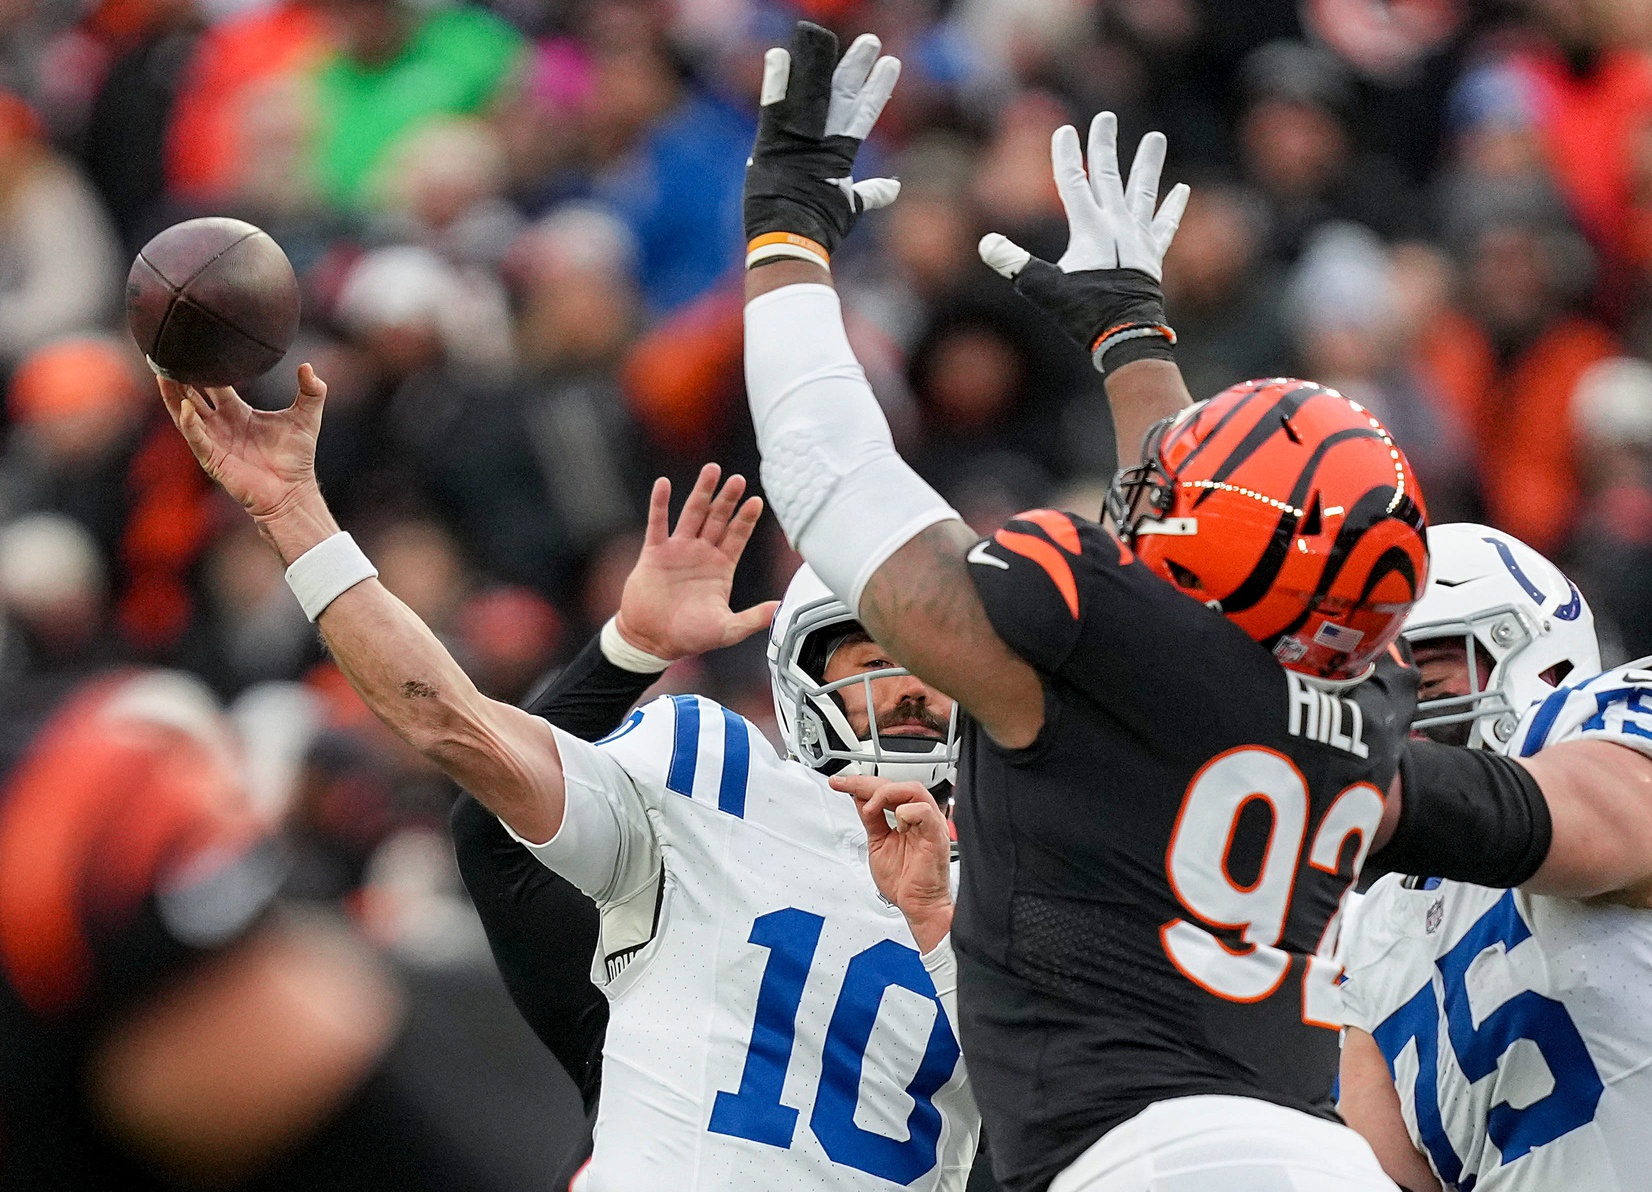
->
<box><xmin>768</xmin><ymin>564</ymin><xmax>958</xmax><ymax>790</ymax></box>
<box><xmin>1403</xmin><ymin>523</ymin><xmax>1600</xmax><ymax>750</ymax></box>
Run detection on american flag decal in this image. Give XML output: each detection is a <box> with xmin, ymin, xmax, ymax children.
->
<box><xmin>1313</xmin><ymin>621</ymin><xmax>1365</xmax><ymax>652</ymax></box>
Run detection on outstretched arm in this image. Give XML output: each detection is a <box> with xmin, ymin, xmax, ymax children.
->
<box><xmin>739</xmin><ymin>25</ymin><xmax>1041</xmax><ymax>745</ymax></box>
<box><xmin>742</xmin><ymin>29</ymin><xmax>1190</xmax><ymax>746</ymax></box>
<box><xmin>976</xmin><ymin>111</ymin><xmax>1194</xmax><ymax>465</ymax></box>
<box><xmin>1106</xmin><ymin>360</ymin><xmax>1194</xmax><ymax>470</ymax></box>
<box><xmin>1373</xmin><ymin>731</ymin><xmax>1652</xmax><ymax>903</ymax></box>
<box><xmin>1521</xmin><ymin>739</ymin><xmax>1652</xmax><ymax>903</ymax></box>
<box><xmin>451</xmin><ymin>463</ymin><xmax>775</xmax><ymax>1099</ymax></box>
<box><xmin>159</xmin><ymin>367</ymin><xmax>567</xmax><ymax>844</ymax></box>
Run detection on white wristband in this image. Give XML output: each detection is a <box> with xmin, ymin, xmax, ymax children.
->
<box><xmin>284</xmin><ymin>531</ymin><xmax>378</xmax><ymax>622</ymax></box>
<box><xmin>599</xmin><ymin>617</ymin><xmax>671</xmax><ymax>674</ymax></box>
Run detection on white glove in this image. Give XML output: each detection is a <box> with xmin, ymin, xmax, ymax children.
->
<box><xmin>979</xmin><ymin>112</ymin><xmax>1189</xmax><ymax>283</ymax></box>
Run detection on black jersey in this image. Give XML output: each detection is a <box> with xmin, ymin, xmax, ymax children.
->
<box><xmin>952</xmin><ymin>510</ymin><xmax>1416</xmax><ymax>1192</ymax></box>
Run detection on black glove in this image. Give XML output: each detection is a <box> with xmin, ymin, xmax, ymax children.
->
<box><xmin>743</xmin><ymin>21</ymin><xmax>901</xmax><ymax>270</ymax></box>
<box><xmin>1010</xmin><ymin>260</ymin><xmax>1171</xmax><ymax>365</ymax></box>
<box><xmin>979</xmin><ymin>112</ymin><xmax>1189</xmax><ymax>376</ymax></box>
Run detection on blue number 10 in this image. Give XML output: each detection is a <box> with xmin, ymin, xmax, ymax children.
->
<box><xmin>708</xmin><ymin>907</ymin><xmax>962</xmax><ymax>1184</ymax></box>
<box><xmin>708</xmin><ymin>909</ymin><xmax>822</xmax><ymax>1147</ymax></box>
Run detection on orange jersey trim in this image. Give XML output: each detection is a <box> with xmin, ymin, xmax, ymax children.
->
<box><xmin>1014</xmin><ymin>508</ymin><xmax>1082</xmax><ymax>554</ymax></box>
<box><xmin>993</xmin><ymin>528</ymin><xmax>1080</xmax><ymax>619</ymax></box>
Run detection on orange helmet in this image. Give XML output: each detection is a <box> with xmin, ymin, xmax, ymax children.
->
<box><xmin>1105</xmin><ymin>378</ymin><xmax>1429</xmax><ymax>681</ymax></box>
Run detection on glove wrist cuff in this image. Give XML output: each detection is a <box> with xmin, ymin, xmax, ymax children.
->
<box><xmin>747</xmin><ymin>232</ymin><xmax>830</xmax><ymax>272</ymax></box>
<box><xmin>1090</xmin><ymin>320</ymin><xmax>1178</xmax><ymax>377</ymax></box>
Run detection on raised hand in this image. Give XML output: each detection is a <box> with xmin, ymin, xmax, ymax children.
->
<box><xmin>743</xmin><ymin>21</ymin><xmax>901</xmax><ymax>271</ymax></box>
<box><xmin>157</xmin><ymin>363</ymin><xmax>327</xmax><ymax>522</ymax></box>
<box><xmin>614</xmin><ymin>463</ymin><xmax>780</xmax><ymax>663</ymax></box>
<box><xmin>980</xmin><ymin>112</ymin><xmax>1188</xmax><ymax>283</ymax></box>
<box><xmin>833</xmin><ymin>774</ymin><xmax>953</xmax><ymax>952</ymax></box>
<box><xmin>977</xmin><ymin>113</ymin><xmax>1189</xmax><ymax>378</ymax></box>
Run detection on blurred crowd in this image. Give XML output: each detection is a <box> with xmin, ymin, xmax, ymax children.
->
<box><xmin>2</xmin><ymin>0</ymin><xmax>1652</xmax><ymax>1001</ymax></box>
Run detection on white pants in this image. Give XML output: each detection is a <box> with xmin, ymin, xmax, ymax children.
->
<box><xmin>1049</xmin><ymin>1096</ymin><xmax>1398</xmax><ymax>1192</ymax></box>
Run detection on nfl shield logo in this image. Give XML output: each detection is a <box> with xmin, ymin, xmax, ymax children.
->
<box><xmin>1273</xmin><ymin>637</ymin><xmax>1309</xmax><ymax>663</ymax></box>
<box><xmin>1426</xmin><ymin>898</ymin><xmax>1444</xmax><ymax>935</ymax></box>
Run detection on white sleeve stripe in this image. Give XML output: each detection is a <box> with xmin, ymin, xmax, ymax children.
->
<box><xmin>1518</xmin><ymin>684</ymin><xmax>1578</xmax><ymax>757</ymax></box>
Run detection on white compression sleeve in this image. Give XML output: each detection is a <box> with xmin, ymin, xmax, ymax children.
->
<box><xmin>745</xmin><ymin>283</ymin><xmax>959</xmax><ymax>613</ymax></box>
<box><xmin>921</xmin><ymin>933</ymin><xmax>960</xmax><ymax>1031</ymax></box>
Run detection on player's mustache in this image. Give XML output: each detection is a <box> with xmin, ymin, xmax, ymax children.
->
<box><xmin>876</xmin><ymin>697</ymin><xmax>949</xmax><ymax>735</ymax></box>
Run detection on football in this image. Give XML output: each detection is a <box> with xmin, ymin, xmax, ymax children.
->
<box><xmin>126</xmin><ymin>217</ymin><xmax>301</xmax><ymax>388</ymax></box>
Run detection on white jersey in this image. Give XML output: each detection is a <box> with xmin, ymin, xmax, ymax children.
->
<box><xmin>512</xmin><ymin>694</ymin><xmax>978</xmax><ymax>1191</ymax></box>
<box><xmin>1341</xmin><ymin>660</ymin><xmax>1652</xmax><ymax>1191</ymax></box>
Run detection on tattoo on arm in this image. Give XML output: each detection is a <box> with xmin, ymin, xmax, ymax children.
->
<box><xmin>857</xmin><ymin>521</ymin><xmax>1045</xmax><ymax>749</ymax></box>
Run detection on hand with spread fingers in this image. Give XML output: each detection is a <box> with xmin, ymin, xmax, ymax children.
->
<box><xmin>156</xmin><ymin>365</ymin><xmax>326</xmax><ymax>525</ymax></box>
<box><xmin>978</xmin><ymin>112</ymin><xmax>1191</xmax><ymax>378</ymax></box>
<box><xmin>615</xmin><ymin>464</ymin><xmax>781</xmax><ymax>663</ymax></box>
<box><xmin>743</xmin><ymin>20</ymin><xmax>902</xmax><ymax>274</ymax></box>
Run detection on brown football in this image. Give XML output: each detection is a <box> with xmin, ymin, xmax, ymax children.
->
<box><xmin>126</xmin><ymin>217</ymin><xmax>301</xmax><ymax>388</ymax></box>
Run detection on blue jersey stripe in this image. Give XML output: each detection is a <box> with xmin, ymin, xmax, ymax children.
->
<box><xmin>1519</xmin><ymin>685</ymin><xmax>1574</xmax><ymax>757</ymax></box>
<box><xmin>666</xmin><ymin>695</ymin><xmax>700</xmax><ymax>795</ymax></box>
<box><xmin>718</xmin><ymin>708</ymin><xmax>751</xmax><ymax>818</ymax></box>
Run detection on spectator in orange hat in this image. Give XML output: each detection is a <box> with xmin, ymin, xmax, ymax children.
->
<box><xmin>5</xmin><ymin>334</ymin><xmax>145</xmax><ymax>470</ymax></box>
<box><xmin>0</xmin><ymin>92</ymin><xmax>121</xmax><ymax>372</ymax></box>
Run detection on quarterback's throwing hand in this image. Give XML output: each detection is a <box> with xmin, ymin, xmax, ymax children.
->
<box><xmin>834</xmin><ymin>774</ymin><xmax>953</xmax><ymax>952</ymax></box>
<box><xmin>743</xmin><ymin>21</ymin><xmax>901</xmax><ymax>273</ymax></box>
<box><xmin>979</xmin><ymin>112</ymin><xmax>1189</xmax><ymax>377</ymax></box>
<box><xmin>613</xmin><ymin>464</ymin><xmax>779</xmax><ymax>663</ymax></box>
<box><xmin>157</xmin><ymin>363</ymin><xmax>326</xmax><ymax>523</ymax></box>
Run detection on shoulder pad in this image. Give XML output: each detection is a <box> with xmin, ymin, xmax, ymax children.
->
<box><xmin>595</xmin><ymin>693</ymin><xmax>761</xmax><ymax>818</ymax></box>
<box><xmin>1510</xmin><ymin>658</ymin><xmax>1652</xmax><ymax>762</ymax></box>
<box><xmin>968</xmin><ymin>509</ymin><xmax>1131</xmax><ymax>672</ymax></box>
<box><xmin>1340</xmin><ymin>875</ymin><xmax>1408</xmax><ymax>972</ymax></box>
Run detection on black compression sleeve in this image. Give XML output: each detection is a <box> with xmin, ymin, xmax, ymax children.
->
<box><xmin>1368</xmin><ymin>739</ymin><xmax>1553</xmax><ymax>888</ymax></box>
<box><xmin>450</xmin><ymin>795</ymin><xmax>608</xmax><ymax>1112</ymax></box>
<box><xmin>522</xmin><ymin>632</ymin><xmax>659</xmax><ymax>741</ymax></box>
